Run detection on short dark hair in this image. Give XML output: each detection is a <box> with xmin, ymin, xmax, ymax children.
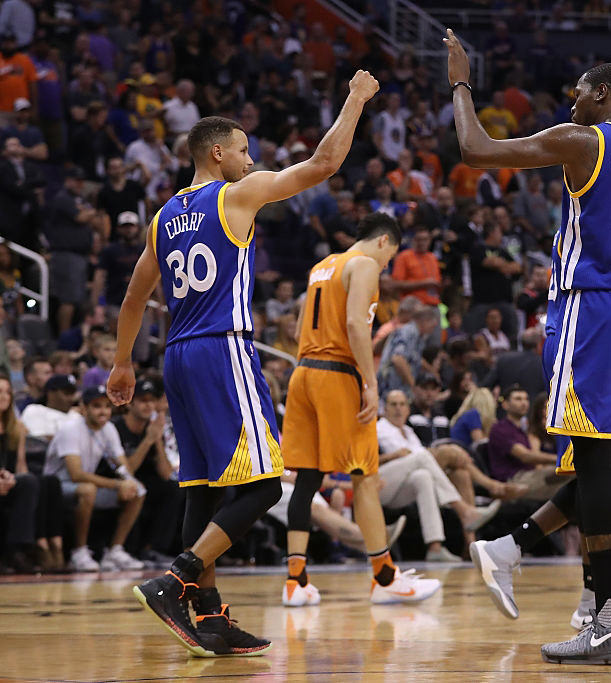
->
<box><xmin>355</xmin><ymin>212</ymin><xmax>401</xmax><ymax>245</ymax></box>
<box><xmin>502</xmin><ymin>383</ymin><xmax>527</xmax><ymax>401</ymax></box>
<box><xmin>24</xmin><ymin>356</ymin><xmax>50</xmax><ymax>379</ymax></box>
<box><xmin>483</xmin><ymin>222</ymin><xmax>501</xmax><ymax>240</ymax></box>
<box><xmin>582</xmin><ymin>63</ymin><xmax>611</xmax><ymax>90</ymax></box>
<box><xmin>187</xmin><ymin>116</ymin><xmax>245</xmax><ymax>163</ymax></box>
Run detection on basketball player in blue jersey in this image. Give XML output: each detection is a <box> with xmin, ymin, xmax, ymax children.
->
<box><xmin>445</xmin><ymin>28</ymin><xmax>611</xmax><ymax>664</ymax></box>
<box><xmin>470</xmin><ymin>230</ymin><xmax>594</xmax><ymax>630</ymax></box>
<box><xmin>106</xmin><ymin>70</ymin><xmax>380</xmax><ymax>657</ymax></box>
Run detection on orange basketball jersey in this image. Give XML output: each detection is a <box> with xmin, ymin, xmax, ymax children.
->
<box><xmin>298</xmin><ymin>250</ymin><xmax>379</xmax><ymax>366</ymax></box>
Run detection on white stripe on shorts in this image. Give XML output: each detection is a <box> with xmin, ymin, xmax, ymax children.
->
<box><xmin>236</xmin><ymin>336</ymin><xmax>272</xmax><ymax>473</ymax></box>
<box><xmin>241</xmin><ymin>247</ymin><xmax>252</xmax><ymax>331</ymax></box>
<box><xmin>547</xmin><ymin>290</ymin><xmax>581</xmax><ymax>429</ymax></box>
<box><xmin>232</xmin><ymin>248</ymin><xmax>246</xmax><ymax>331</ymax></box>
<box><xmin>564</xmin><ymin>197</ymin><xmax>582</xmax><ymax>290</ymax></box>
<box><xmin>228</xmin><ymin>335</ymin><xmax>260</xmax><ymax>475</ymax></box>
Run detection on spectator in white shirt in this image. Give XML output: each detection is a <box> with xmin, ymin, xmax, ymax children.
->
<box><xmin>265</xmin><ymin>279</ymin><xmax>295</xmax><ymax>324</ymax></box>
<box><xmin>162</xmin><ymin>79</ymin><xmax>200</xmax><ymax>138</ymax></box>
<box><xmin>44</xmin><ymin>386</ymin><xmax>145</xmax><ymax>573</ymax></box>
<box><xmin>377</xmin><ymin>390</ymin><xmax>501</xmax><ymax>560</ymax></box>
<box><xmin>21</xmin><ymin>374</ymin><xmax>78</xmax><ymax>440</ymax></box>
<box><xmin>125</xmin><ymin>120</ymin><xmax>178</xmax><ymax>200</ymax></box>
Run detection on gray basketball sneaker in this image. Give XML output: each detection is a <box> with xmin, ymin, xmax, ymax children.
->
<box><xmin>542</xmin><ymin>607</ymin><xmax>611</xmax><ymax>664</ymax></box>
<box><xmin>469</xmin><ymin>536</ymin><xmax>521</xmax><ymax>619</ymax></box>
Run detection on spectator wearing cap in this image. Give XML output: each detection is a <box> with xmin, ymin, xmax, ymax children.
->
<box><xmin>162</xmin><ymin>79</ymin><xmax>200</xmax><ymax>139</ymax></box>
<box><xmin>113</xmin><ymin>379</ymin><xmax>182</xmax><ymax>564</ymax></box>
<box><xmin>45</xmin><ymin>167</ymin><xmax>96</xmax><ymax>333</ymax></box>
<box><xmin>377</xmin><ymin>307</ymin><xmax>439</xmax><ymax>400</ymax></box>
<box><xmin>91</xmin><ymin>213</ymin><xmax>152</xmax><ymax>363</ymax></box>
<box><xmin>0</xmin><ymin>1</ymin><xmax>35</xmax><ymax>50</ymax></box>
<box><xmin>0</xmin><ymin>135</ymin><xmax>45</xmax><ymax>248</ymax></box>
<box><xmin>97</xmin><ymin>156</ymin><xmax>147</xmax><ymax>240</ymax></box>
<box><xmin>81</xmin><ymin>334</ymin><xmax>116</xmax><ymax>390</ymax></box>
<box><xmin>16</xmin><ymin>356</ymin><xmax>52</xmax><ymax>412</ymax></box>
<box><xmin>125</xmin><ymin>119</ymin><xmax>177</xmax><ymax>200</ymax></box>
<box><xmin>43</xmin><ymin>385</ymin><xmax>145</xmax><ymax>572</ymax></box>
<box><xmin>2</xmin><ymin>98</ymin><xmax>48</xmax><ymax>161</ymax></box>
<box><xmin>136</xmin><ymin>73</ymin><xmax>165</xmax><ymax>140</ymax></box>
<box><xmin>69</xmin><ymin>101</ymin><xmax>121</xmax><ymax>183</ymax></box>
<box><xmin>21</xmin><ymin>374</ymin><xmax>78</xmax><ymax>440</ymax></box>
<box><xmin>0</xmin><ymin>31</ymin><xmax>37</xmax><ymax>117</ymax></box>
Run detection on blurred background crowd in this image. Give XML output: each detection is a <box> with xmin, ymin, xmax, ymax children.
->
<box><xmin>0</xmin><ymin>0</ymin><xmax>602</xmax><ymax>574</ymax></box>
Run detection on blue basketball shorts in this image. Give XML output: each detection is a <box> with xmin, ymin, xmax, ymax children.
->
<box><xmin>163</xmin><ymin>333</ymin><xmax>283</xmax><ymax>487</ymax></box>
<box><xmin>546</xmin><ymin>290</ymin><xmax>611</xmax><ymax>461</ymax></box>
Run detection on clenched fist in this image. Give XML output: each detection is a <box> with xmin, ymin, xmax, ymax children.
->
<box><xmin>349</xmin><ymin>70</ymin><xmax>380</xmax><ymax>102</ymax></box>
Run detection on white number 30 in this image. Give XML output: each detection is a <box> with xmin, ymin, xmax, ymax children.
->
<box><xmin>166</xmin><ymin>244</ymin><xmax>217</xmax><ymax>299</ymax></box>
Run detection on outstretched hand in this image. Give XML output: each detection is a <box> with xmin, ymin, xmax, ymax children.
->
<box><xmin>443</xmin><ymin>28</ymin><xmax>470</xmax><ymax>86</ymax></box>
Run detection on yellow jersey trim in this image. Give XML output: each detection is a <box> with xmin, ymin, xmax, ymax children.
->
<box><xmin>218</xmin><ymin>182</ymin><xmax>252</xmax><ymax>248</ymax></box>
<box><xmin>548</xmin><ymin>427</ymin><xmax>611</xmax><ymax>439</ymax></box>
<box><xmin>151</xmin><ymin>208</ymin><xmax>162</xmax><ymax>258</ymax></box>
<box><xmin>176</xmin><ymin>181</ymin><xmax>213</xmax><ymax>196</ymax></box>
<box><xmin>563</xmin><ymin>125</ymin><xmax>604</xmax><ymax>198</ymax></box>
<box><xmin>179</xmin><ymin>471</ymin><xmax>281</xmax><ymax>488</ymax></box>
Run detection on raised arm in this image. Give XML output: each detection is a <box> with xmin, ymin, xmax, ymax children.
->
<box><xmin>107</xmin><ymin>224</ymin><xmax>160</xmax><ymax>405</ymax></box>
<box><xmin>443</xmin><ymin>29</ymin><xmax>597</xmax><ymax>182</ymax></box>
<box><xmin>226</xmin><ymin>70</ymin><xmax>379</xmax><ymax>215</ymax></box>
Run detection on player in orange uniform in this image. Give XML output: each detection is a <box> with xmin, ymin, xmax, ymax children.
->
<box><xmin>281</xmin><ymin>213</ymin><xmax>441</xmax><ymax>606</ymax></box>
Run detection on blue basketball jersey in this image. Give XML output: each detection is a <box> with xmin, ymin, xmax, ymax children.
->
<box><xmin>152</xmin><ymin>180</ymin><xmax>254</xmax><ymax>344</ymax></box>
<box><xmin>559</xmin><ymin>122</ymin><xmax>611</xmax><ymax>291</ymax></box>
<box><xmin>546</xmin><ymin>230</ymin><xmax>563</xmax><ymax>336</ymax></box>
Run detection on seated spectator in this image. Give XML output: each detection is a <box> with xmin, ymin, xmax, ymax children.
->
<box><xmin>478</xmin><ymin>91</ymin><xmax>518</xmax><ymax>140</ymax></box>
<box><xmin>69</xmin><ymin>101</ymin><xmax>121</xmax><ymax>183</ymax></box>
<box><xmin>450</xmin><ymin>388</ymin><xmax>497</xmax><ymax>450</ymax></box>
<box><xmin>391</xmin><ymin>227</ymin><xmax>441</xmax><ymax>306</ymax></box>
<box><xmin>488</xmin><ymin>385</ymin><xmax>566</xmax><ymax>500</ymax></box>
<box><xmin>476</xmin><ymin>169</ymin><xmax>504</xmax><ymax>207</ymax></box>
<box><xmin>443</xmin><ymin>369</ymin><xmax>475</xmax><ymax>420</ymax></box>
<box><xmin>82</xmin><ymin>334</ymin><xmax>116</xmax><ymax>390</ymax></box>
<box><xmin>21</xmin><ymin>374</ymin><xmax>78</xmax><ymax>440</ymax></box>
<box><xmin>91</xmin><ymin>212</ymin><xmax>150</xmax><ymax>362</ymax></box>
<box><xmin>478</xmin><ymin>308</ymin><xmax>511</xmax><ymax>358</ymax></box>
<box><xmin>0</xmin><ymin>242</ymin><xmax>23</xmax><ymax>328</ymax></box>
<box><xmin>484</xmin><ymin>327</ymin><xmax>546</xmax><ymax>404</ymax></box>
<box><xmin>323</xmin><ymin>190</ymin><xmax>358</xmax><ymax>252</ymax></box>
<box><xmin>135</xmin><ymin>73</ymin><xmax>164</xmax><ymax>140</ymax></box>
<box><xmin>265</xmin><ymin>279</ymin><xmax>295</xmax><ymax>325</ymax></box>
<box><xmin>386</xmin><ymin>148</ymin><xmax>430</xmax><ymax>201</ymax></box>
<box><xmin>377</xmin><ymin>307</ymin><xmax>438</xmax><ymax>399</ymax></box>
<box><xmin>2</xmin><ymin>98</ymin><xmax>48</xmax><ymax>161</ymax></box>
<box><xmin>48</xmin><ymin>350</ymin><xmax>75</xmax><ymax>376</ymax></box>
<box><xmin>16</xmin><ymin>356</ymin><xmax>52</xmax><ymax>412</ymax></box>
<box><xmin>513</xmin><ymin>172</ymin><xmax>550</xmax><ymax>238</ymax></box>
<box><xmin>409</xmin><ymin>374</ymin><xmax>519</xmax><ymax>500</ymax></box>
<box><xmin>43</xmin><ymin>385</ymin><xmax>145</xmax><ymax>572</ymax></box>
<box><xmin>369</xmin><ymin>178</ymin><xmax>409</xmax><ymax>219</ymax></box>
<box><xmin>273</xmin><ymin>313</ymin><xmax>298</xmax><ymax>359</ymax></box>
<box><xmin>57</xmin><ymin>304</ymin><xmax>107</xmax><ymax>355</ymax></box>
<box><xmin>5</xmin><ymin>338</ymin><xmax>25</xmax><ymax>398</ymax></box>
<box><xmin>125</xmin><ymin>119</ymin><xmax>178</xmax><ymax>200</ymax></box>
<box><xmin>517</xmin><ymin>264</ymin><xmax>549</xmax><ymax>329</ymax></box>
<box><xmin>445</xmin><ymin>308</ymin><xmax>467</xmax><ymax>344</ymax></box>
<box><xmin>377</xmin><ymin>390</ymin><xmax>501</xmax><ymax>559</ymax></box>
<box><xmin>449</xmin><ymin>161</ymin><xmax>483</xmax><ymax>201</ymax></box>
<box><xmin>113</xmin><ymin>379</ymin><xmax>181</xmax><ymax>565</ymax></box>
<box><xmin>355</xmin><ymin>157</ymin><xmax>385</xmax><ymax>202</ymax></box>
<box><xmin>308</xmin><ymin>173</ymin><xmax>343</xmax><ymax>243</ymax></box>
<box><xmin>528</xmin><ymin>391</ymin><xmax>558</xmax><ymax>455</ymax></box>
<box><xmin>373</xmin><ymin>296</ymin><xmax>422</xmax><ymax>362</ymax></box>
<box><xmin>162</xmin><ymin>79</ymin><xmax>200</xmax><ymax>139</ymax></box>
<box><xmin>0</xmin><ymin>374</ymin><xmax>40</xmax><ymax>572</ymax></box>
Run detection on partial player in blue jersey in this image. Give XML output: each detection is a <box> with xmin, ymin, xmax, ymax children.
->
<box><xmin>445</xmin><ymin>28</ymin><xmax>611</xmax><ymax>664</ymax></box>
<box><xmin>106</xmin><ymin>71</ymin><xmax>381</xmax><ymax>657</ymax></box>
<box><xmin>472</xmin><ymin>230</ymin><xmax>594</xmax><ymax>632</ymax></box>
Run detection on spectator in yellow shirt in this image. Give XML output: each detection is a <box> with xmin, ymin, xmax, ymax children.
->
<box><xmin>136</xmin><ymin>73</ymin><xmax>165</xmax><ymax>140</ymax></box>
<box><xmin>478</xmin><ymin>91</ymin><xmax>518</xmax><ymax>140</ymax></box>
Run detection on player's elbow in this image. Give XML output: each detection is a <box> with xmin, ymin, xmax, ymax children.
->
<box><xmin>309</xmin><ymin>153</ymin><xmax>337</xmax><ymax>181</ymax></box>
<box><xmin>460</xmin><ymin>146</ymin><xmax>488</xmax><ymax>169</ymax></box>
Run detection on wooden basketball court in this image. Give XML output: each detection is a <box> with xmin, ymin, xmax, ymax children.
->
<box><xmin>0</xmin><ymin>559</ymin><xmax>605</xmax><ymax>681</ymax></box>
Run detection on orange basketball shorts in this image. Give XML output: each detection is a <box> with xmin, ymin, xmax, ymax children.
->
<box><xmin>282</xmin><ymin>362</ymin><xmax>379</xmax><ymax>475</ymax></box>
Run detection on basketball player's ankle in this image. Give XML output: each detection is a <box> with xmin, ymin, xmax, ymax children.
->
<box><xmin>287</xmin><ymin>553</ymin><xmax>308</xmax><ymax>587</ymax></box>
<box><xmin>369</xmin><ymin>548</ymin><xmax>396</xmax><ymax>587</ymax></box>
<box><xmin>193</xmin><ymin>587</ymin><xmax>222</xmax><ymax>616</ymax></box>
<box><xmin>170</xmin><ymin>550</ymin><xmax>204</xmax><ymax>583</ymax></box>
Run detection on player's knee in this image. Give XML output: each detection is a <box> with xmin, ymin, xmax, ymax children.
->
<box><xmin>263</xmin><ymin>476</ymin><xmax>282</xmax><ymax>509</ymax></box>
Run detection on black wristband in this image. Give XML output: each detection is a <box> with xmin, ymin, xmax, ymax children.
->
<box><xmin>451</xmin><ymin>81</ymin><xmax>472</xmax><ymax>93</ymax></box>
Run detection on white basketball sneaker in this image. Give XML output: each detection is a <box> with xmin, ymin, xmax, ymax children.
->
<box><xmin>282</xmin><ymin>579</ymin><xmax>321</xmax><ymax>607</ymax></box>
<box><xmin>370</xmin><ymin>568</ymin><xmax>441</xmax><ymax>604</ymax></box>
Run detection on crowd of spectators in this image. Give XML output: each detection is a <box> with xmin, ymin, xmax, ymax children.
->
<box><xmin>0</xmin><ymin>0</ymin><xmax>589</xmax><ymax>573</ymax></box>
